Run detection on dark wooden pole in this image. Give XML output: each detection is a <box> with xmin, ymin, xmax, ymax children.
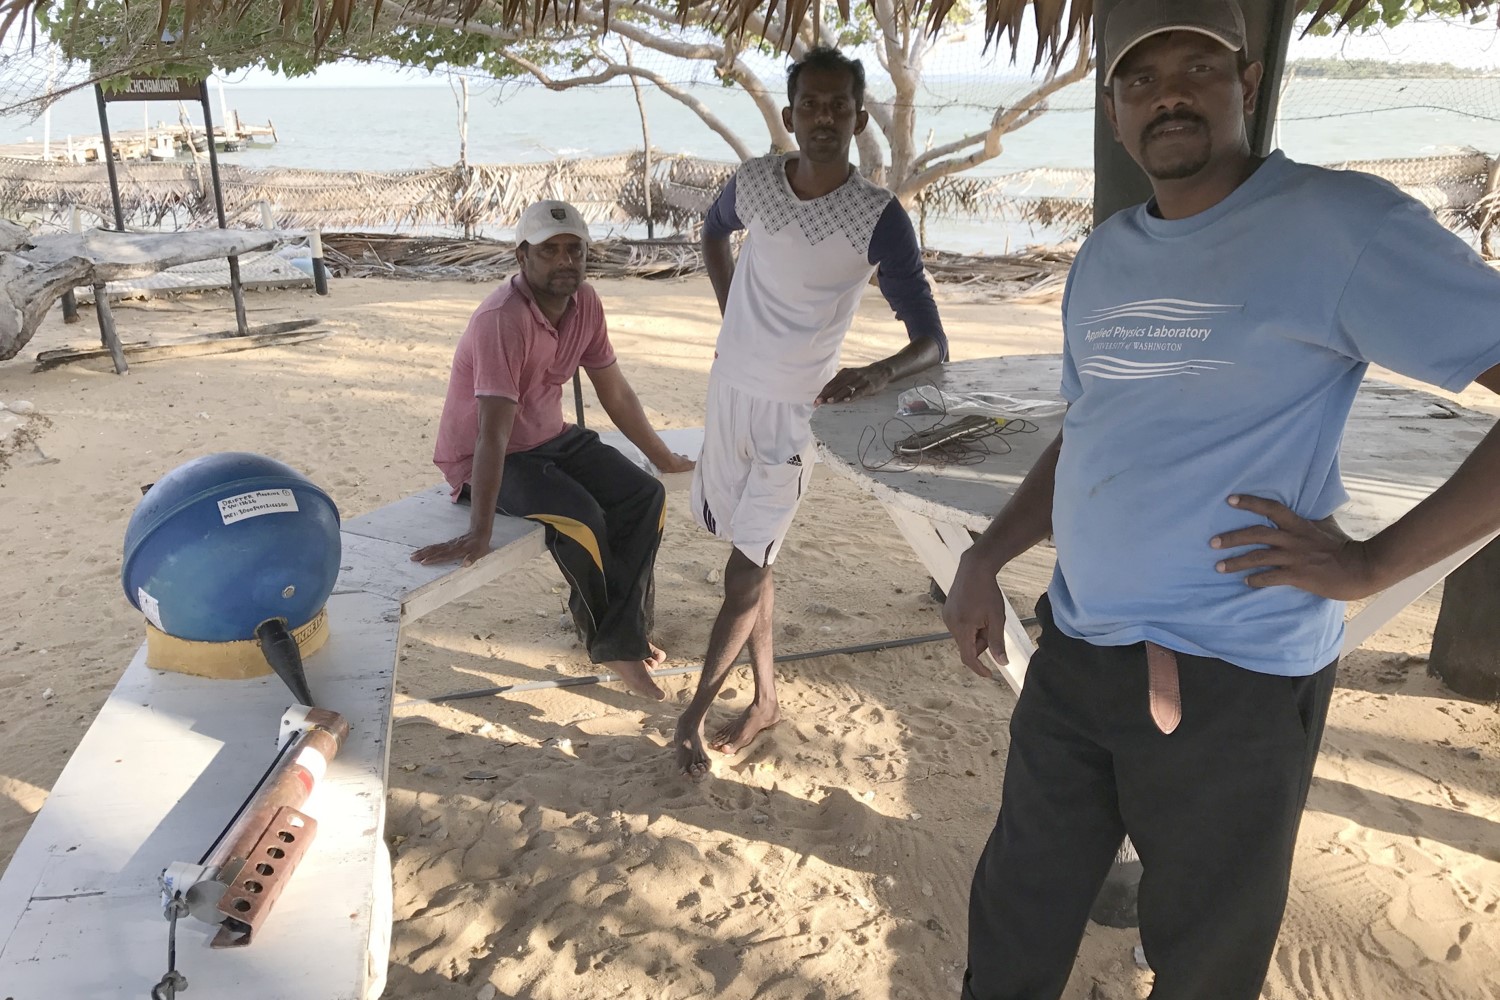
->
<box><xmin>1431</xmin><ymin>537</ymin><xmax>1500</xmax><ymax>699</ymax></box>
<box><xmin>91</xmin><ymin>85</ymin><xmax>129</xmax><ymax>374</ymax></box>
<box><xmin>199</xmin><ymin>81</ymin><xmax>250</xmax><ymax>338</ymax></box>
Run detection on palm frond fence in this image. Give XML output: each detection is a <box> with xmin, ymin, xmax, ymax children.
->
<box><xmin>1</xmin><ymin>149</ymin><xmax>1494</xmax><ymax>254</ymax></box>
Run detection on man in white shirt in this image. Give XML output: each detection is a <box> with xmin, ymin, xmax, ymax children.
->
<box><xmin>674</xmin><ymin>47</ymin><xmax>949</xmax><ymax>779</ymax></box>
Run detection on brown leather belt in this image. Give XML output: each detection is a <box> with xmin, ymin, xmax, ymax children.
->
<box><xmin>1145</xmin><ymin>641</ymin><xmax>1182</xmax><ymax>735</ymax></box>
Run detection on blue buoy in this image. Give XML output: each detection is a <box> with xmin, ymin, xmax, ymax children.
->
<box><xmin>122</xmin><ymin>452</ymin><xmax>341</xmax><ymax>644</ymax></box>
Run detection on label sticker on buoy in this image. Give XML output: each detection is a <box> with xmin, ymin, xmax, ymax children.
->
<box><xmin>217</xmin><ymin>488</ymin><xmax>299</xmax><ymax>525</ymax></box>
<box><xmin>137</xmin><ymin>587</ymin><xmax>163</xmax><ymax>630</ymax></box>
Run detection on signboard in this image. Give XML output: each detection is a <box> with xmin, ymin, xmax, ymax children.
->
<box><xmin>100</xmin><ymin>77</ymin><xmax>202</xmax><ymax>103</ymax></box>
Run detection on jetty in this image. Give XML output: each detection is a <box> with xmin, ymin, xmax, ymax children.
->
<box><xmin>0</xmin><ymin>113</ymin><xmax>277</xmax><ymax>164</ymax></box>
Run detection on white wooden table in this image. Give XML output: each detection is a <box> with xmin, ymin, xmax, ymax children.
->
<box><xmin>0</xmin><ymin>492</ymin><xmax>543</xmax><ymax>1000</ymax></box>
<box><xmin>812</xmin><ymin>354</ymin><xmax>1498</xmax><ymax>694</ymax></box>
<box><xmin>0</xmin><ymin>425</ymin><xmax>703</xmax><ymax>999</ymax></box>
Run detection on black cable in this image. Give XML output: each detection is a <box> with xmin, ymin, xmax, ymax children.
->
<box><xmin>420</xmin><ymin>623</ymin><xmax>1035</xmax><ymax>704</ymax></box>
<box><xmin>151</xmin><ymin>895</ymin><xmax>188</xmax><ymax>1000</ymax></box>
<box><xmin>198</xmin><ymin>737</ymin><xmax>297</xmax><ymax>865</ymax></box>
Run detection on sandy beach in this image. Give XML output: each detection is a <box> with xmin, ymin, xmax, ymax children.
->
<box><xmin>1</xmin><ymin>272</ymin><xmax>1498</xmax><ymax>1000</ymax></box>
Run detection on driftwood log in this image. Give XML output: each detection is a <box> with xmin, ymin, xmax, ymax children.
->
<box><xmin>0</xmin><ymin>219</ymin><xmax>27</xmax><ymax>251</ymax></box>
<box><xmin>0</xmin><ymin>253</ymin><xmax>93</xmax><ymax>361</ymax></box>
<box><xmin>0</xmin><ymin>228</ymin><xmax>276</xmax><ymax>361</ymax></box>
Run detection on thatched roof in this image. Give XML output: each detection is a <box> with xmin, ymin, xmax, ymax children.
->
<box><xmin>3</xmin><ymin>0</ymin><xmax>1496</xmax><ymax>64</ymax></box>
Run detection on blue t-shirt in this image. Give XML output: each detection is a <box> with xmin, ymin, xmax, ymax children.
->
<box><xmin>1050</xmin><ymin>150</ymin><xmax>1500</xmax><ymax>676</ymax></box>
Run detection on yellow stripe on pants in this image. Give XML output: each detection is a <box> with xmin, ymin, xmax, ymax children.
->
<box><xmin>527</xmin><ymin>513</ymin><xmax>604</xmax><ymax>572</ymax></box>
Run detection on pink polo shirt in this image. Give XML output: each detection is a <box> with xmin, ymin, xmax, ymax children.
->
<box><xmin>433</xmin><ymin>274</ymin><xmax>616</xmax><ymax>496</ymax></box>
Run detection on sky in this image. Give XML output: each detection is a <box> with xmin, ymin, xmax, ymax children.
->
<box><xmin>212</xmin><ymin>14</ymin><xmax>1500</xmax><ymax>89</ymax></box>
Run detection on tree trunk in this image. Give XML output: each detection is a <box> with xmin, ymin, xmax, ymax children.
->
<box><xmin>1430</xmin><ymin>535</ymin><xmax>1500</xmax><ymax>700</ymax></box>
<box><xmin>1479</xmin><ymin>156</ymin><xmax>1499</xmax><ymax>259</ymax></box>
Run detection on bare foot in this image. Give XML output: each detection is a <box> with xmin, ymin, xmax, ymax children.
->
<box><xmin>708</xmin><ymin>701</ymin><xmax>781</xmax><ymax>755</ymax></box>
<box><xmin>674</xmin><ymin>717</ymin><xmax>712</xmax><ymax>782</ymax></box>
<box><xmin>606</xmin><ymin>659</ymin><xmax>665</xmax><ymax>701</ymax></box>
<box><xmin>648</xmin><ymin>643</ymin><xmax>668</xmax><ymax>665</ymax></box>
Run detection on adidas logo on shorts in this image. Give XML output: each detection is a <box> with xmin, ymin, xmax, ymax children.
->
<box><xmin>786</xmin><ymin>454</ymin><xmax>803</xmax><ymax>467</ymax></box>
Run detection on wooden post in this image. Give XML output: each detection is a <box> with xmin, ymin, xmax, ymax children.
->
<box><xmin>1478</xmin><ymin>154</ymin><xmax>1499</xmax><ymax>259</ymax></box>
<box><xmin>93</xmin><ymin>86</ymin><xmax>127</xmax><ymax>231</ymax></box>
<box><xmin>454</xmin><ymin>75</ymin><xmax>473</xmax><ymax>239</ymax></box>
<box><xmin>310</xmin><ymin>229</ymin><xmax>329</xmax><ymax>296</ymax></box>
<box><xmin>93</xmin><ymin>284</ymin><xmax>129</xmax><ymax>374</ymax></box>
<box><xmin>91</xmin><ymin>85</ymin><xmax>129</xmax><ymax>373</ymax></box>
<box><xmin>624</xmin><ymin>42</ymin><xmax>655</xmax><ymax>240</ymax></box>
<box><xmin>60</xmin><ymin>206</ymin><xmax>80</xmax><ymax>324</ymax></box>
<box><xmin>1430</xmin><ymin>536</ymin><xmax>1500</xmax><ymax>699</ymax></box>
<box><xmin>199</xmin><ymin>81</ymin><xmax>250</xmax><ymax>338</ymax></box>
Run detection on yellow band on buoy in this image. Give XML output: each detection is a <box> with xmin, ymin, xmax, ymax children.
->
<box><xmin>144</xmin><ymin>607</ymin><xmax>330</xmax><ymax>679</ymax></box>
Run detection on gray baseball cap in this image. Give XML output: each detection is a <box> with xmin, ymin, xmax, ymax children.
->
<box><xmin>516</xmin><ymin>199</ymin><xmax>590</xmax><ymax>246</ymax></box>
<box><xmin>1103</xmin><ymin>0</ymin><xmax>1247</xmax><ymax>85</ymax></box>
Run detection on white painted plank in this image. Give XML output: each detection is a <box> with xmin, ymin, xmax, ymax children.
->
<box><xmin>929</xmin><ymin>518</ymin><xmax>1033</xmax><ymax>693</ymax></box>
<box><xmin>596</xmin><ymin>426</ymin><xmax>705</xmax><ymax>493</ymax></box>
<box><xmin>340</xmin><ymin>485</ymin><xmax>546</xmax><ymax>622</ymax></box>
<box><xmin>884</xmin><ymin>507</ymin><xmax>1029</xmax><ymax>696</ymax></box>
<box><xmin>0</xmin><ymin>591</ymin><xmax>399</xmax><ymax>1000</ymax></box>
<box><xmin>337</xmin><ymin>521</ymin><xmax>546</xmax><ymax>624</ymax></box>
<box><xmin>342</xmin><ymin>484</ymin><xmax>537</xmax><ymax>551</ymax></box>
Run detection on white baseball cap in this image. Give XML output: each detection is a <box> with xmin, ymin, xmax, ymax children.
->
<box><xmin>516</xmin><ymin>199</ymin><xmax>590</xmax><ymax>246</ymax></box>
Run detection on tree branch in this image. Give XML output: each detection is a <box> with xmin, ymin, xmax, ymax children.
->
<box><xmin>899</xmin><ymin>40</ymin><xmax>1094</xmax><ymax>196</ymax></box>
<box><xmin>500</xmin><ymin>47</ymin><xmax>754</xmax><ymax>161</ymax></box>
<box><xmin>574</xmin><ymin>4</ymin><xmax>790</xmax><ymax>149</ymax></box>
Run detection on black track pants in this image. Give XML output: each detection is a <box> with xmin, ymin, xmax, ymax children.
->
<box><xmin>963</xmin><ymin>595</ymin><xmax>1336</xmax><ymax>1000</ymax></box>
<box><xmin>466</xmin><ymin>425</ymin><xmax>666</xmax><ymax>663</ymax></box>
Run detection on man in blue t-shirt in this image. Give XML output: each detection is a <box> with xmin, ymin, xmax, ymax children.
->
<box><xmin>942</xmin><ymin>1</ymin><xmax>1500</xmax><ymax>997</ymax></box>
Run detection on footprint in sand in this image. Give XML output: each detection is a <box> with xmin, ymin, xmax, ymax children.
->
<box><xmin>909</xmin><ymin>716</ymin><xmax>959</xmax><ymax>741</ymax></box>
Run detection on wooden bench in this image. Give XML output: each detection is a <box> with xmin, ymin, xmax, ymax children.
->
<box><xmin>0</xmin><ymin>426</ymin><xmax>701</xmax><ymax>999</ymax></box>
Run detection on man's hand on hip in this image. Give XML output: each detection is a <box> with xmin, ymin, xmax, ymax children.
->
<box><xmin>411</xmin><ymin>533</ymin><xmax>492</xmax><ymax>567</ymax></box>
<box><xmin>1212</xmin><ymin>494</ymin><xmax>1382</xmax><ymax>600</ymax></box>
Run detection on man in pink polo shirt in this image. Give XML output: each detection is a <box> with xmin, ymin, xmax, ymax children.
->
<box><xmin>415</xmin><ymin>199</ymin><xmax>693</xmax><ymax>699</ymax></box>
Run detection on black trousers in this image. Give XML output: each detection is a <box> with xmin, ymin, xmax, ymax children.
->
<box><xmin>963</xmin><ymin>596</ymin><xmax>1337</xmax><ymax>1000</ymax></box>
<box><xmin>466</xmin><ymin>425</ymin><xmax>666</xmax><ymax>664</ymax></box>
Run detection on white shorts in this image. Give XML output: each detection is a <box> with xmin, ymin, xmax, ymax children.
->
<box><xmin>691</xmin><ymin>377</ymin><xmax>816</xmax><ymax>567</ymax></box>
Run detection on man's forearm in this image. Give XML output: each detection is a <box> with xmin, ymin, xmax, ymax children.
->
<box><xmin>466</xmin><ymin>433</ymin><xmax>507</xmax><ymax>540</ymax></box>
<box><xmin>598</xmin><ymin>385</ymin><xmax>673</xmax><ymax>466</ymax></box>
<box><xmin>967</xmin><ymin>430</ymin><xmax>1061</xmax><ymax>573</ymax></box>
<box><xmin>704</xmin><ymin>237</ymin><xmax>735</xmax><ymax>315</ymax></box>
<box><xmin>871</xmin><ymin>335</ymin><xmax>943</xmax><ymax>383</ymax></box>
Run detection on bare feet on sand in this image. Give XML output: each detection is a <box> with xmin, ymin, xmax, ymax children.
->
<box><xmin>674</xmin><ymin>718</ymin><xmax>712</xmax><ymax>782</ymax></box>
<box><xmin>648</xmin><ymin>643</ymin><xmax>668</xmax><ymax>665</ymax></box>
<box><xmin>606</xmin><ymin>659</ymin><xmax>665</xmax><ymax>700</ymax></box>
<box><xmin>708</xmin><ymin>701</ymin><xmax>781</xmax><ymax>755</ymax></box>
